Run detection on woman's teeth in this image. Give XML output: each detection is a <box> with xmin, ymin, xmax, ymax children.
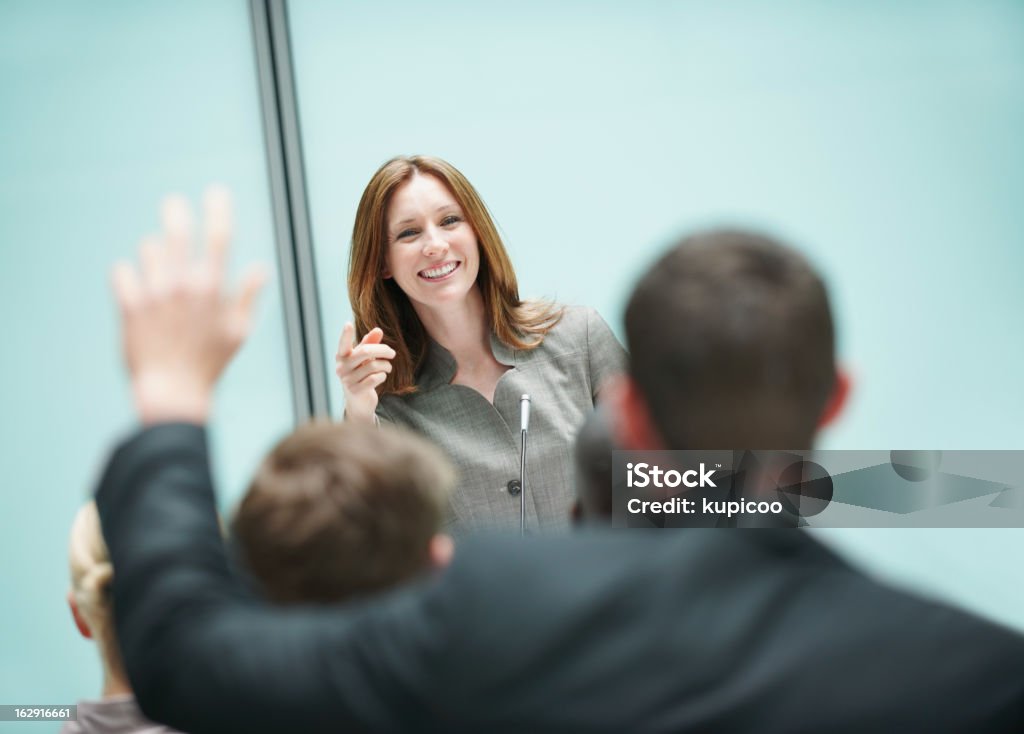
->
<box><xmin>420</xmin><ymin>262</ymin><xmax>458</xmax><ymax>280</ymax></box>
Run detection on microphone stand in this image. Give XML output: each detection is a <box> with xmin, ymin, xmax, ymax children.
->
<box><xmin>520</xmin><ymin>394</ymin><xmax>530</xmax><ymax>536</ymax></box>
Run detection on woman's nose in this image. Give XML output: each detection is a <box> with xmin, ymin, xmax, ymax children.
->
<box><xmin>421</xmin><ymin>227</ymin><xmax>449</xmax><ymax>258</ymax></box>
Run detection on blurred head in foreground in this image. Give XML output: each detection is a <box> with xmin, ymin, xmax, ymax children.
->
<box><xmin>579</xmin><ymin>229</ymin><xmax>850</xmax><ymax>521</ymax></box>
<box><xmin>66</xmin><ymin>503</ymin><xmax>183</xmax><ymax>732</ymax></box>
<box><xmin>619</xmin><ymin>228</ymin><xmax>848</xmax><ymax>451</ymax></box>
<box><xmin>572</xmin><ymin>403</ymin><xmax>619</xmax><ymax>523</ymax></box>
<box><xmin>68</xmin><ymin>502</ymin><xmax>128</xmax><ymax>695</ymax></box>
<box><xmin>232</xmin><ymin>422</ymin><xmax>455</xmax><ymax>604</ymax></box>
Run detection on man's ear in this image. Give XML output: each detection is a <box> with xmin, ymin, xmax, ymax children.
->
<box><xmin>68</xmin><ymin>591</ymin><xmax>92</xmax><ymax>640</ymax></box>
<box><xmin>608</xmin><ymin>375</ymin><xmax>665</xmax><ymax>451</ymax></box>
<box><xmin>429</xmin><ymin>533</ymin><xmax>454</xmax><ymax>570</ymax></box>
<box><xmin>818</xmin><ymin>366</ymin><xmax>852</xmax><ymax>429</ymax></box>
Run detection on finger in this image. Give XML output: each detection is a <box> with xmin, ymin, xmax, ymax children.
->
<box><xmin>337</xmin><ymin>322</ymin><xmax>355</xmax><ymax>358</ymax></box>
<box><xmin>339</xmin><ymin>355</ymin><xmax>392</xmax><ymax>382</ymax></box>
<box><xmin>338</xmin><ymin>353</ymin><xmax>392</xmax><ymax>378</ymax></box>
<box><xmin>161</xmin><ymin>193</ymin><xmax>193</xmax><ymax>277</ymax></box>
<box><xmin>344</xmin><ymin>359</ymin><xmax>393</xmax><ymax>385</ymax></box>
<box><xmin>337</xmin><ymin>343</ymin><xmax>396</xmax><ymax>370</ymax></box>
<box><xmin>342</xmin><ymin>343</ymin><xmax>393</xmax><ymax>366</ymax></box>
<box><xmin>138</xmin><ymin>235</ymin><xmax>165</xmax><ymax>292</ymax></box>
<box><xmin>232</xmin><ymin>264</ymin><xmax>269</xmax><ymax>327</ymax></box>
<box><xmin>111</xmin><ymin>261</ymin><xmax>143</xmax><ymax>311</ymax></box>
<box><xmin>202</xmin><ymin>184</ymin><xmax>233</xmax><ymax>285</ymax></box>
<box><xmin>346</xmin><ymin>369</ymin><xmax>389</xmax><ymax>390</ymax></box>
<box><xmin>359</xmin><ymin>327</ymin><xmax>384</xmax><ymax>346</ymax></box>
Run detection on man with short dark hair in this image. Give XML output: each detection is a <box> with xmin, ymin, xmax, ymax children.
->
<box><xmin>623</xmin><ymin>229</ymin><xmax>845</xmax><ymax>451</ymax></box>
<box><xmin>574</xmin><ymin>229</ymin><xmax>850</xmax><ymax>522</ymax></box>
<box><xmin>233</xmin><ymin>421</ymin><xmax>454</xmax><ymax>605</ymax></box>
<box><xmin>96</xmin><ymin>193</ymin><xmax>1024</xmax><ymax>733</ymax></box>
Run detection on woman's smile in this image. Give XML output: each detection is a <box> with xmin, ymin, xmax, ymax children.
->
<box><xmin>419</xmin><ymin>260</ymin><xmax>460</xmax><ymax>281</ymax></box>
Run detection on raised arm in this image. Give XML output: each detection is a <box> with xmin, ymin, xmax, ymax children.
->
<box><xmin>96</xmin><ymin>189</ymin><xmax>442</xmax><ymax>732</ymax></box>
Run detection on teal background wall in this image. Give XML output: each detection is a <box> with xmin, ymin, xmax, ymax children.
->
<box><xmin>0</xmin><ymin>2</ymin><xmax>293</xmax><ymax>729</ymax></box>
<box><xmin>291</xmin><ymin>0</ymin><xmax>1024</xmax><ymax>452</ymax></box>
<box><xmin>289</xmin><ymin>0</ymin><xmax>1024</xmax><ymax>635</ymax></box>
<box><xmin>0</xmin><ymin>0</ymin><xmax>1022</xmax><ymax>727</ymax></box>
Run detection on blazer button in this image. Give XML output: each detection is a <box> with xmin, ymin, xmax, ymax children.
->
<box><xmin>507</xmin><ymin>479</ymin><xmax>521</xmax><ymax>496</ymax></box>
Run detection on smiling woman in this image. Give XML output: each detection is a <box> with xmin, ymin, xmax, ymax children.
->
<box><xmin>337</xmin><ymin>156</ymin><xmax>626</xmax><ymax>532</ymax></box>
<box><xmin>382</xmin><ymin>173</ymin><xmax>486</xmax><ymax>338</ymax></box>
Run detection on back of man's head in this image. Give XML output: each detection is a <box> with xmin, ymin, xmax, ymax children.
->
<box><xmin>625</xmin><ymin>229</ymin><xmax>835</xmax><ymax>450</ymax></box>
<box><xmin>231</xmin><ymin>422</ymin><xmax>454</xmax><ymax>605</ymax></box>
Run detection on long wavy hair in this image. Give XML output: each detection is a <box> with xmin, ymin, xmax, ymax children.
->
<box><xmin>348</xmin><ymin>155</ymin><xmax>563</xmax><ymax>395</ymax></box>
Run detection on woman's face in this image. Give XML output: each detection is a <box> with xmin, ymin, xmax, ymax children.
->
<box><xmin>384</xmin><ymin>172</ymin><xmax>480</xmax><ymax>312</ymax></box>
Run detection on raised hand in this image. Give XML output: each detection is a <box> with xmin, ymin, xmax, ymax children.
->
<box><xmin>111</xmin><ymin>187</ymin><xmax>268</xmax><ymax>425</ymax></box>
<box><xmin>335</xmin><ymin>322</ymin><xmax>395</xmax><ymax>423</ymax></box>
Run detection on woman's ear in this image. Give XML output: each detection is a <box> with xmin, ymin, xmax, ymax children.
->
<box><xmin>68</xmin><ymin>591</ymin><xmax>92</xmax><ymax>640</ymax></box>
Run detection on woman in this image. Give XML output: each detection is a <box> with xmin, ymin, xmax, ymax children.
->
<box><xmin>63</xmin><ymin>502</ymin><xmax>182</xmax><ymax>733</ymax></box>
<box><xmin>337</xmin><ymin>156</ymin><xmax>626</xmax><ymax>532</ymax></box>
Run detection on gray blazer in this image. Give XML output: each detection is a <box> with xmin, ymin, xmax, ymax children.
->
<box><xmin>378</xmin><ymin>305</ymin><xmax>626</xmax><ymax>533</ymax></box>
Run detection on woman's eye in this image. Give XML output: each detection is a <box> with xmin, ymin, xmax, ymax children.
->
<box><xmin>397</xmin><ymin>229</ymin><xmax>418</xmax><ymax>240</ymax></box>
<box><xmin>441</xmin><ymin>215</ymin><xmax>461</xmax><ymax>226</ymax></box>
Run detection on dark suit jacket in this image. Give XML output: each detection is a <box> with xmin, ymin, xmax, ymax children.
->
<box><xmin>95</xmin><ymin>424</ymin><xmax>1024</xmax><ymax>733</ymax></box>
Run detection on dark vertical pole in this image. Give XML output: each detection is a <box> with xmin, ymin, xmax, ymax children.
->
<box><xmin>249</xmin><ymin>0</ymin><xmax>330</xmax><ymax>423</ymax></box>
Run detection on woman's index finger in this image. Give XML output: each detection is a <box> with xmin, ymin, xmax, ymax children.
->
<box><xmin>337</xmin><ymin>322</ymin><xmax>355</xmax><ymax>356</ymax></box>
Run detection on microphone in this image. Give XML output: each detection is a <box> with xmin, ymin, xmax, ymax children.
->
<box><xmin>519</xmin><ymin>394</ymin><xmax>531</xmax><ymax>536</ymax></box>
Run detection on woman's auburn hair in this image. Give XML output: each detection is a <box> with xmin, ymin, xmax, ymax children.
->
<box><xmin>348</xmin><ymin>155</ymin><xmax>563</xmax><ymax>396</ymax></box>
